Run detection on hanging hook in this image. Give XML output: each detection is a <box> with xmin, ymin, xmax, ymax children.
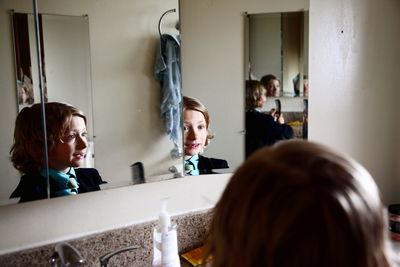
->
<box><xmin>158</xmin><ymin>8</ymin><xmax>176</xmax><ymax>39</ymax></box>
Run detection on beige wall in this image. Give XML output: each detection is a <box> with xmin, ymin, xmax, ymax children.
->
<box><xmin>309</xmin><ymin>0</ymin><xmax>400</xmax><ymax>203</ymax></box>
<box><xmin>0</xmin><ymin>0</ymin><xmax>399</xmax><ymax>257</ymax></box>
<box><xmin>0</xmin><ymin>0</ymin><xmax>180</xmax><ymax>205</ymax></box>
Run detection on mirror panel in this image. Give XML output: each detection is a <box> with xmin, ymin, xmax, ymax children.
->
<box><xmin>247</xmin><ymin>11</ymin><xmax>309</xmax><ymax>142</ymax></box>
<box><xmin>0</xmin><ymin>0</ymin><xmax>181</xmax><ymax>206</ymax></box>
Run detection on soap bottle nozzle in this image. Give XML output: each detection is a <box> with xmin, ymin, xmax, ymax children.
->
<box><xmin>159</xmin><ymin>198</ymin><xmax>171</xmax><ymax>234</ymax></box>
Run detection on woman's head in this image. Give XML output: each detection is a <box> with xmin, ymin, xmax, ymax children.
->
<box><xmin>183</xmin><ymin>96</ymin><xmax>214</xmax><ymax>157</ymax></box>
<box><xmin>17</xmin><ymin>82</ymin><xmax>34</xmax><ymax>105</ymax></box>
<box><xmin>10</xmin><ymin>102</ymin><xmax>87</xmax><ymax>174</ymax></box>
<box><xmin>294</xmin><ymin>74</ymin><xmax>309</xmax><ymax>97</ymax></box>
<box><xmin>261</xmin><ymin>74</ymin><xmax>281</xmax><ymax>97</ymax></box>
<box><xmin>245</xmin><ymin>80</ymin><xmax>266</xmax><ymax>111</ymax></box>
<box><xmin>207</xmin><ymin>140</ymin><xmax>393</xmax><ymax>267</ymax></box>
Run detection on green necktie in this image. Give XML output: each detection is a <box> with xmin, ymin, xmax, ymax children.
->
<box><xmin>67</xmin><ymin>177</ymin><xmax>79</xmax><ymax>195</ymax></box>
<box><xmin>185</xmin><ymin>161</ymin><xmax>195</xmax><ymax>175</ymax></box>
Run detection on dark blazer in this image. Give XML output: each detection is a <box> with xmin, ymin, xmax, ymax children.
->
<box><xmin>198</xmin><ymin>155</ymin><xmax>229</xmax><ymax>175</ymax></box>
<box><xmin>10</xmin><ymin>168</ymin><xmax>106</xmax><ymax>203</ymax></box>
<box><xmin>246</xmin><ymin>110</ymin><xmax>294</xmax><ymax>158</ymax></box>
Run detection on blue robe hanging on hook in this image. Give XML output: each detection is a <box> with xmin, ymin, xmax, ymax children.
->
<box><xmin>154</xmin><ymin>33</ymin><xmax>182</xmax><ymax>158</ymax></box>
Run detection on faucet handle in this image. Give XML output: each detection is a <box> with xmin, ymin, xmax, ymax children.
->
<box><xmin>99</xmin><ymin>245</ymin><xmax>140</xmax><ymax>267</ymax></box>
<box><xmin>50</xmin><ymin>242</ymin><xmax>85</xmax><ymax>267</ymax></box>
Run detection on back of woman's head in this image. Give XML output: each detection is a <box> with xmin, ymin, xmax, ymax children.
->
<box><xmin>207</xmin><ymin>140</ymin><xmax>394</xmax><ymax>267</ymax></box>
<box><xmin>245</xmin><ymin>80</ymin><xmax>266</xmax><ymax>111</ymax></box>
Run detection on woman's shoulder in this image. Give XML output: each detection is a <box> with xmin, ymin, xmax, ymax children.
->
<box><xmin>75</xmin><ymin>168</ymin><xmax>107</xmax><ymax>187</ymax></box>
<box><xmin>246</xmin><ymin>110</ymin><xmax>274</xmax><ymax>121</ymax></box>
<box><xmin>198</xmin><ymin>155</ymin><xmax>229</xmax><ymax>169</ymax></box>
<box><xmin>10</xmin><ymin>172</ymin><xmax>47</xmax><ymax>201</ymax></box>
<box><xmin>75</xmin><ymin>168</ymin><xmax>100</xmax><ymax>176</ymax></box>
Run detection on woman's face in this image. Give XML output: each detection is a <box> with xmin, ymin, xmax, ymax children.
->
<box><xmin>266</xmin><ymin>79</ymin><xmax>280</xmax><ymax>97</ymax></box>
<box><xmin>183</xmin><ymin>109</ymin><xmax>208</xmax><ymax>157</ymax></box>
<box><xmin>48</xmin><ymin>116</ymin><xmax>88</xmax><ymax>173</ymax></box>
<box><xmin>303</xmin><ymin>78</ymin><xmax>309</xmax><ymax>97</ymax></box>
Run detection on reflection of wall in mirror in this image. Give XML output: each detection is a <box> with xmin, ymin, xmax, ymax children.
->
<box><xmin>42</xmin><ymin>14</ymin><xmax>93</xmax><ymax>133</ymax></box>
<box><xmin>249</xmin><ymin>11</ymin><xmax>308</xmax><ymax>97</ymax></box>
<box><xmin>281</xmin><ymin>12</ymin><xmax>302</xmax><ymax>97</ymax></box>
<box><xmin>249</xmin><ymin>13</ymin><xmax>281</xmax><ymax>81</ymax></box>
<box><xmin>0</xmin><ymin>0</ymin><xmax>180</xmax><ymax>206</ymax></box>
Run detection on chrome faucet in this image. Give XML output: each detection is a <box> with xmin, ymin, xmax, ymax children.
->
<box><xmin>50</xmin><ymin>242</ymin><xmax>85</xmax><ymax>267</ymax></box>
<box><xmin>99</xmin><ymin>245</ymin><xmax>140</xmax><ymax>267</ymax></box>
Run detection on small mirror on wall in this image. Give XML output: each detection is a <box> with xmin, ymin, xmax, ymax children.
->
<box><xmin>245</xmin><ymin>11</ymin><xmax>309</xmax><ymax>156</ymax></box>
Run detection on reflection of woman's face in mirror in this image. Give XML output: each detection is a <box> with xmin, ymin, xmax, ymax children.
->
<box><xmin>266</xmin><ymin>79</ymin><xmax>280</xmax><ymax>97</ymax></box>
<box><xmin>303</xmin><ymin>78</ymin><xmax>309</xmax><ymax>97</ymax></box>
<box><xmin>183</xmin><ymin>109</ymin><xmax>208</xmax><ymax>158</ymax></box>
<box><xmin>295</xmin><ymin>77</ymin><xmax>309</xmax><ymax>97</ymax></box>
<box><xmin>48</xmin><ymin>116</ymin><xmax>88</xmax><ymax>173</ymax></box>
<box><xmin>18</xmin><ymin>86</ymin><xmax>28</xmax><ymax>104</ymax></box>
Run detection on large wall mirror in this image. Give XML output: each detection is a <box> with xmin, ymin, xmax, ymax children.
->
<box><xmin>0</xmin><ymin>0</ymin><xmax>180</xmax><ymax>206</ymax></box>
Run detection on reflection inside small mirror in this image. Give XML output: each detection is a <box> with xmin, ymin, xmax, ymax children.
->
<box><xmin>245</xmin><ymin>11</ymin><xmax>308</xmax><ymax>158</ymax></box>
<box><xmin>247</xmin><ymin>11</ymin><xmax>308</xmax><ymax>97</ymax></box>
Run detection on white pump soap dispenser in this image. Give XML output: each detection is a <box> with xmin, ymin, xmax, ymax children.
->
<box><xmin>152</xmin><ymin>198</ymin><xmax>181</xmax><ymax>267</ymax></box>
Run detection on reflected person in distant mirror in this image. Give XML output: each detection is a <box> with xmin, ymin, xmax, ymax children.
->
<box><xmin>293</xmin><ymin>73</ymin><xmax>309</xmax><ymax>97</ymax></box>
<box><xmin>183</xmin><ymin>96</ymin><xmax>229</xmax><ymax>175</ymax></box>
<box><xmin>10</xmin><ymin>102</ymin><xmax>106</xmax><ymax>203</ymax></box>
<box><xmin>260</xmin><ymin>74</ymin><xmax>281</xmax><ymax>97</ymax></box>
<box><xmin>245</xmin><ymin>80</ymin><xmax>293</xmax><ymax>158</ymax></box>
<box><xmin>17</xmin><ymin>74</ymin><xmax>34</xmax><ymax>106</ymax></box>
